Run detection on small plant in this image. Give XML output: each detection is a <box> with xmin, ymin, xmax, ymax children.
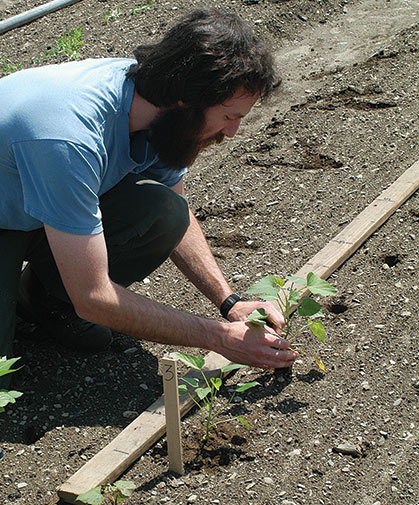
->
<box><xmin>246</xmin><ymin>272</ymin><xmax>337</xmax><ymax>371</ymax></box>
<box><xmin>102</xmin><ymin>5</ymin><xmax>122</xmax><ymax>24</ymax></box>
<box><xmin>76</xmin><ymin>480</ymin><xmax>135</xmax><ymax>505</ymax></box>
<box><xmin>1</xmin><ymin>62</ymin><xmax>22</xmax><ymax>75</ymax></box>
<box><xmin>131</xmin><ymin>0</ymin><xmax>155</xmax><ymax>15</ymax></box>
<box><xmin>43</xmin><ymin>27</ymin><xmax>84</xmax><ymax>61</ymax></box>
<box><xmin>0</xmin><ymin>357</ymin><xmax>23</xmax><ymax>413</ymax></box>
<box><xmin>173</xmin><ymin>352</ymin><xmax>259</xmax><ymax>442</ymax></box>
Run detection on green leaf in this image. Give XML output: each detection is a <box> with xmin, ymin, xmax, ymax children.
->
<box><xmin>211</xmin><ymin>377</ymin><xmax>222</xmax><ymax>391</ymax></box>
<box><xmin>298</xmin><ymin>297</ymin><xmax>323</xmax><ymax>317</ymax></box>
<box><xmin>306</xmin><ymin>272</ymin><xmax>337</xmax><ymax>296</ymax></box>
<box><xmin>289</xmin><ymin>290</ymin><xmax>301</xmax><ymax>305</ymax></box>
<box><xmin>247</xmin><ymin>308</ymin><xmax>269</xmax><ymax>326</ymax></box>
<box><xmin>235</xmin><ymin>381</ymin><xmax>259</xmax><ymax>393</ymax></box>
<box><xmin>178</xmin><ymin>385</ymin><xmax>188</xmax><ymax>396</ymax></box>
<box><xmin>180</xmin><ymin>377</ymin><xmax>199</xmax><ymax>388</ymax></box>
<box><xmin>237</xmin><ymin>416</ymin><xmax>251</xmax><ymax>430</ymax></box>
<box><xmin>313</xmin><ymin>353</ymin><xmax>326</xmax><ymax>372</ymax></box>
<box><xmin>114</xmin><ymin>480</ymin><xmax>136</xmax><ymax>498</ymax></box>
<box><xmin>307</xmin><ymin>319</ymin><xmax>326</xmax><ymax>344</ymax></box>
<box><xmin>221</xmin><ymin>363</ymin><xmax>248</xmax><ymax>373</ymax></box>
<box><xmin>171</xmin><ymin>352</ymin><xmax>204</xmax><ymax>370</ymax></box>
<box><xmin>76</xmin><ymin>486</ymin><xmax>104</xmax><ymax>505</ymax></box>
<box><xmin>0</xmin><ymin>356</ymin><xmax>22</xmax><ymax>377</ymax></box>
<box><xmin>0</xmin><ymin>390</ymin><xmax>23</xmax><ymax>408</ymax></box>
<box><xmin>246</xmin><ymin>275</ymin><xmax>282</xmax><ymax>301</ymax></box>
<box><xmin>196</xmin><ymin>387</ymin><xmax>211</xmax><ymax>400</ymax></box>
<box><xmin>285</xmin><ymin>275</ymin><xmax>306</xmax><ymax>285</ymax></box>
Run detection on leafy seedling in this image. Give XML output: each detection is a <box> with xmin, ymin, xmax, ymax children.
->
<box><xmin>246</xmin><ymin>272</ymin><xmax>336</xmax><ymax>371</ymax></box>
<box><xmin>76</xmin><ymin>480</ymin><xmax>135</xmax><ymax>505</ymax></box>
<box><xmin>0</xmin><ymin>356</ymin><xmax>23</xmax><ymax>413</ymax></box>
<box><xmin>172</xmin><ymin>352</ymin><xmax>259</xmax><ymax>442</ymax></box>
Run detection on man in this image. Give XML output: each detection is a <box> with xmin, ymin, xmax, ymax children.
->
<box><xmin>0</xmin><ymin>9</ymin><xmax>297</xmax><ymax>388</ymax></box>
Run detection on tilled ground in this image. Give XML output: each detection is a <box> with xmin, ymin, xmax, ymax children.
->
<box><xmin>0</xmin><ymin>1</ymin><xmax>418</xmax><ymax>504</ymax></box>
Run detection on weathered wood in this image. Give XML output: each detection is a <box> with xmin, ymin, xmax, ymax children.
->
<box><xmin>58</xmin><ymin>160</ymin><xmax>419</xmax><ymax>504</ymax></box>
<box><xmin>161</xmin><ymin>357</ymin><xmax>184</xmax><ymax>475</ymax></box>
<box><xmin>59</xmin><ymin>352</ymin><xmax>230</xmax><ymax>503</ymax></box>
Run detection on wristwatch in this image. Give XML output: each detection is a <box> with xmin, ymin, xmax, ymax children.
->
<box><xmin>220</xmin><ymin>292</ymin><xmax>245</xmax><ymax>320</ymax></box>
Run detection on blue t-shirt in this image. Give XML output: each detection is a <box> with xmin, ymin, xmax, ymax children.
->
<box><xmin>0</xmin><ymin>58</ymin><xmax>186</xmax><ymax>234</ymax></box>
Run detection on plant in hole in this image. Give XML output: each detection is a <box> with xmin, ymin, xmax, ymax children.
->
<box><xmin>76</xmin><ymin>480</ymin><xmax>135</xmax><ymax>505</ymax></box>
<box><xmin>246</xmin><ymin>272</ymin><xmax>337</xmax><ymax>371</ymax></box>
<box><xmin>173</xmin><ymin>352</ymin><xmax>259</xmax><ymax>442</ymax></box>
<box><xmin>0</xmin><ymin>356</ymin><xmax>23</xmax><ymax>414</ymax></box>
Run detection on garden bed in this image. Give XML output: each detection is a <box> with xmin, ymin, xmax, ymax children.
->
<box><xmin>0</xmin><ymin>0</ymin><xmax>418</xmax><ymax>504</ymax></box>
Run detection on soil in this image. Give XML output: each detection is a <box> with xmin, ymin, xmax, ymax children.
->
<box><xmin>0</xmin><ymin>1</ymin><xmax>418</xmax><ymax>504</ymax></box>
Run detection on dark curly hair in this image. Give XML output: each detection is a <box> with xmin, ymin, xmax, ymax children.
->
<box><xmin>127</xmin><ymin>8</ymin><xmax>277</xmax><ymax>108</ymax></box>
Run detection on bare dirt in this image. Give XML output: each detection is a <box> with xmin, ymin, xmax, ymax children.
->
<box><xmin>0</xmin><ymin>1</ymin><xmax>418</xmax><ymax>504</ymax></box>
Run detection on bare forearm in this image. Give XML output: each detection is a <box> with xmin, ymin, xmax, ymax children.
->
<box><xmin>171</xmin><ymin>210</ymin><xmax>233</xmax><ymax>309</ymax></box>
<box><xmin>78</xmin><ymin>279</ymin><xmax>224</xmax><ymax>351</ymax></box>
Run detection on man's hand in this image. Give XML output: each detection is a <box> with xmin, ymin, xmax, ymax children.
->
<box><xmin>226</xmin><ymin>299</ymin><xmax>285</xmax><ymax>333</ymax></box>
<box><xmin>214</xmin><ymin>320</ymin><xmax>297</xmax><ymax>369</ymax></box>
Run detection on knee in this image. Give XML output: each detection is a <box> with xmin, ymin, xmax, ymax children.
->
<box><xmin>154</xmin><ymin>186</ymin><xmax>190</xmax><ymax>243</ymax></box>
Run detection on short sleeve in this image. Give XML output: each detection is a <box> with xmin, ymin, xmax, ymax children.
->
<box><xmin>135</xmin><ymin>159</ymin><xmax>188</xmax><ymax>187</ymax></box>
<box><xmin>12</xmin><ymin>139</ymin><xmax>104</xmax><ymax>234</ymax></box>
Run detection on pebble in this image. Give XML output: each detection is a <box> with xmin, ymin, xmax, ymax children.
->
<box><xmin>393</xmin><ymin>398</ymin><xmax>402</xmax><ymax>407</ymax></box>
<box><xmin>124</xmin><ymin>347</ymin><xmax>138</xmax><ymax>354</ymax></box>
<box><xmin>333</xmin><ymin>442</ymin><xmax>363</xmax><ymax>457</ymax></box>
<box><xmin>232</xmin><ymin>274</ymin><xmax>245</xmax><ymax>282</ymax></box>
<box><xmin>122</xmin><ymin>410</ymin><xmax>139</xmax><ymax>419</ymax></box>
<box><xmin>361</xmin><ymin>381</ymin><xmax>370</xmax><ymax>391</ymax></box>
<box><xmin>17</xmin><ymin>482</ymin><xmax>28</xmax><ymax>489</ymax></box>
<box><xmin>187</xmin><ymin>495</ymin><xmax>198</xmax><ymax>503</ymax></box>
<box><xmin>264</xmin><ymin>477</ymin><xmax>274</xmax><ymax>484</ymax></box>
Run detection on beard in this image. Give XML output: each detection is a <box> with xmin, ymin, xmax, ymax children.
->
<box><xmin>147</xmin><ymin>106</ymin><xmax>224</xmax><ymax>170</ymax></box>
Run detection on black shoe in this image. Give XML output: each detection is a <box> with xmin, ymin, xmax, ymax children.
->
<box><xmin>16</xmin><ymin>266</ymin><xmax>113</xmax><ymax>352</ymax></box>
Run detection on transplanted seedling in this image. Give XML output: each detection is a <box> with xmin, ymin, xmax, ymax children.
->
<box><xmin>76</xmin><ymin>480</ymin><xmax>135</xmax><ymax>505</ymax></box>
<box><xmin>246</xmin><ymin>272</ymin><xmax>337</xmax><ymax>371</ymax></box>
<box><xmin>173</xmin><ymin>352</ymin><xmax>259</xmax><ymax>442</ymax></box>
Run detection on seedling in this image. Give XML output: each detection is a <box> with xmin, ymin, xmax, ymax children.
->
<box><xmin>42</xmin><ymin>27</ymin><xmax>84</xmax><ymax>61</ymax></box>
<box><xmin>102</xmin><ymin>5</ymin><xmax>122</xmax><ymax>24</ymax></box>
<box><xmin>173</xmin><ymin>352</ymin><xmax>259</xmax><ymax>442</ymax></box>
<box><xmin>0</xmin><ymin>356</ymin><xmax>23</xmax><ymax>413</ymax></box>
<box><xmin>131</xmin><ymin>0</ymin><xmax>155</xmax><ymax>15</ymax></box>
<box><xmin>76</xmin><ymin>480</ymin><xmax>135</xmax><ymax>505</ymax></box>
<box><xmin>1</xmin><ymin>62</ymin><xmax>22</xmax><ymax>75</ymax></box>
<box><xmin>246</xmin><ymin>272</ymin><xmax>337</xmax><ymax>371</ymax></box>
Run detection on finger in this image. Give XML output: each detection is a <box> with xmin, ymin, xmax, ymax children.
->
<box><xmin>263</xmin><ymin>332</ymin><xmax>291</xmax><ymax>349</ymax></box>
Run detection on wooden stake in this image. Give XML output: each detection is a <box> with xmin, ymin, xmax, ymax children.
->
<box><xmin>58</xmin><ymin>160</ymin><xmax>419</xmax><ymax>504</ymax></box>
<box><xmin>160</xmin><ymin>357</ymin><xmax>184</xmax><ymax>475</ymax></box>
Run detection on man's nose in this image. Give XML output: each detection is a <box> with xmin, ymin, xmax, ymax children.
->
<box><xmin>222</xmin><ymin>118</ymin><xmax>241</xmax><ymax>138</ymax></box>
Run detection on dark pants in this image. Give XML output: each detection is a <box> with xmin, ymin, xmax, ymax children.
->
<box><xmin>0</xmin><ymin>175</ymin><xmax>189</xmax><ymax>385</ymax></box>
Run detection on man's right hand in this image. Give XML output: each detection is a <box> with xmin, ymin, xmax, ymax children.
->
<box><xmin>213</xmin><ymin>320</ymin><xmax>297</xmax><ymax>369</ymax></box>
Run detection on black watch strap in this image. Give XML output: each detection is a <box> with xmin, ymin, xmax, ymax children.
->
<box><xmin>220</xmin><ymin>292</ymin><xmax>244</xmax><ymax>320</ymax></box>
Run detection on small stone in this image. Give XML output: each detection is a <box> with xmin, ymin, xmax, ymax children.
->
<box><xmin>124</xmin><ymin>347</ymin><xmax>138</xmax><ymax>354</ymax></box>
<box><xmin>393</xmin><ymin>398</ymin><xmax>402</xmax><ymax>407</ymax></box>
<box><xmin>187</xmin><ymin>495</ymin><xmax>198</xmax><ymax>503</ymax></box>
<box><xmin>342</xmin><ymin>465</ymin><xmax>350</xmax><ymax>472</ymax></box>
<box><xmin>84</xmin><ymin>376</ymin><xmax>94</xmax><ymax>384</ymax></box>
<box><xmin>264</xmin><ymin>477</ymin><xmax>274</xmax><ymax>484</ymax></box>
<box><xmin>361</xmin><ymin>381</ymin><xmax>370</xmax><ymax>391</ymax></box>
<box><xmin>333</xmin><ymin>442</ymin><xmax>363</xmax><ymax>457</ymax></box>
<box><xmin>401</xmin><ymin>311</ymin><xmax>411</xmax><ymax>317</ymax></box>
<box><xmin>122</xmin><ymin>410</ymin><xmax>139</xmax><ymax>419</ymax></box>
<box><xmin>17</xmin><ymin>482</ymin><xmax>28</xmax><ymax>489</ymax></box>
<box><xmin>288</xmin><ymin>448</ymin><xmax>301</xmax><ymax>457</ymax></box>
<box><xmin>232</xmin><ymin>274</ymin><xmax>245</xmax><ymax>282</ymax></box>
<box><xmin>139</xmin><ymin>383</ymin><xmax>148</xmax><ymax>390</ymax></box>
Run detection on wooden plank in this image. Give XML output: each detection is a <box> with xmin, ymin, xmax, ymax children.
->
<box><xmin>58</xmin><ymin>160</ymin><xmax>419</xmax><ymax>504</ymax></box>
<box><xmin>59</xmin><ymin>352</ymin><xmax>230</xmax><ymax>503</ymax></box>
<box><xmin>161</xmin><ymin>357</ymin><xmax>184</xmax><ymax>475</ymax></box>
